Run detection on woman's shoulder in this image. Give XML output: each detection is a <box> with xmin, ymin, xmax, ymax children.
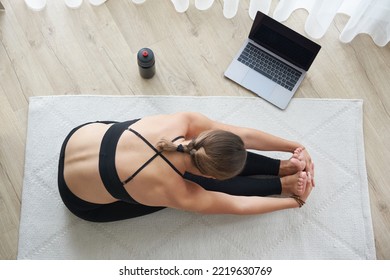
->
<box><xmin>142</xmin><ymin>112</ymin><xmax>207</xmax><ymax>122</ymax></box>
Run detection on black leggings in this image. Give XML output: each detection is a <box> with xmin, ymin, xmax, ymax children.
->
<box><xmin>184</xmin><ymin>152</ymin><xmax>281</xmax><ymax>196</ymax></box>
<box><xmin>58</xmin><ymin>122</ymin><xmax>281</xmax><ymax>223</ymax></box>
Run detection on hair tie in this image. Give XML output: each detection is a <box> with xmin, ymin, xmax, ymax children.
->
<box><xmin>176</xmin><ymin>144</ymin><xmax>184</xmax><ymax>153</ymax></box>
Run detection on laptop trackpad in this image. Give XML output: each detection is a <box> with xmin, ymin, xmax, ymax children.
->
<box><xmin>242</xmin><ymin>70</ymin><xmax>276</xmax><ymax>98</ymax></box>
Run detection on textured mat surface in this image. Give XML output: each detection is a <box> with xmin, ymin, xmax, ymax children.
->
<box><xmin>18</xmin><ymin>96</ymin><xmax>375</xmax><ymax>259</ymax></box>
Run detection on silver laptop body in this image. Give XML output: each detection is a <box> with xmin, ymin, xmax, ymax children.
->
<box><xmin>225</xmin><ymin>11</ymin><xmax>321</xmax><ymax>109</ymax></box>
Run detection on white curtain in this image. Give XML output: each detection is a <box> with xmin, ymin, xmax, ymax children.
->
<box><xmin>24</xmin><ymin>0</ymin><xmax>390</xmax><ymax>46</ymax></box>
<box><xmin>272</xmin><ymin>0</ymin><xmax>390</xmax><ymax>47</ymax></box>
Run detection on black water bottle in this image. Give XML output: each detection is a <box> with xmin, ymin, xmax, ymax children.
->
<box><xmin>137</xmin><ymin>48</ymin><xmax>156</xmax><ymax>79</ymax></box>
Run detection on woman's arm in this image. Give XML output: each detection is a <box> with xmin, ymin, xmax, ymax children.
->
<box><xmin>167</xmin><ymin>180</ymin><xmax>309</xmax><ymax>215</ymax></box>
<box><xmin>178</xmin><ymin>111</ymin><xmax>301</xmax><ymax>152</ymax></box>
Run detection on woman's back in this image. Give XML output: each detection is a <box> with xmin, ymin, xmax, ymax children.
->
<box><xmin>63</xmin><ymin>115</ymin><xmax>188</xmax><ymax>205</ymax></box>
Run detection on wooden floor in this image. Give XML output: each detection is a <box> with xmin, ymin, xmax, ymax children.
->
<box><xmin>0</xmin><ymin>0</ymin><xmax>389</xmax><ymax>260</ymax></box>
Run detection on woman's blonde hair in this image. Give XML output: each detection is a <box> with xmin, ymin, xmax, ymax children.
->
<box><xmin>156</xmin><ymin>130</ymin><xmax>247</xmax><ymax>180</ymax></box>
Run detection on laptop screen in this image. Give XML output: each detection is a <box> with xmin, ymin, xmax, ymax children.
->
<box><xmin>249</xmin><ymin>12</ymin><xmax>321</xmax><ymax>71</ymax></box>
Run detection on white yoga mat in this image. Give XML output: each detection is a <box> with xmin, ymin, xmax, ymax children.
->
<box><xmin>18</xmin><ymin>96</ymin><xmax>376</xmax><ymax>259</ymax></box>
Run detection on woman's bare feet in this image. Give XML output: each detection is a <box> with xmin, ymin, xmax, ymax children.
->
<box><xmin>281</xmin><ymin>171</ymin><xmax>308</xmax><ymax>196</ymax></box>
<box><xmin>279</xmin><ymin>147</ymin><xmax>306</xmax><ymax>177</ymax></box>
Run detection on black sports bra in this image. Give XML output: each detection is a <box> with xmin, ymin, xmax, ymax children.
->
<box><xmin>98</xmin><ymin>120</ymin><xmax>185</xmax><ymax>204</ymax></box>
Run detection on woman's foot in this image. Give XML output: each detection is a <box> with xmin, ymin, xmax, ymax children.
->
<box><xmin>279</xmin><ymin>147</ymin><xmax>306</xmax><ymax>177</ymax></box>
<box><xmin>281</xmin><ymin>171</ymin><xmax>308</xmax><ymax>196</ymax></box>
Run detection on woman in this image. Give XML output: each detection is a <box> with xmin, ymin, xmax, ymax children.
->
<box><xmin>58</xmin><ymin>112</ymin><xmax>314</xmax><ymax>222</ymax></box>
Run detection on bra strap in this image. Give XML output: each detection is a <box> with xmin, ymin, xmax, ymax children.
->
<box><xmin>171</xmin><ymin>135</ymin><xmax>185</xmax><ymax>143</ymax></box>
<box><xmin>122</xmin><ymin>128</ymin><xmax>184</xmax><ymax>182</ymax></box>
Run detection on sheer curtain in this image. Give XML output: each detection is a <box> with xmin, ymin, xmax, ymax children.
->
<box><xmin>24</xmin><ymin>0</ymin><xmax>390</xmax><ymax>46</ymax></box>
<box><xmin>271</xmin><ymin>0</ymin><xmax>390</xmax><ymax>47</ymax></box>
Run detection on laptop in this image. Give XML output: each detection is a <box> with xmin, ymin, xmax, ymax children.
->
<box><xmin>224</xmin><ymin>11</ymin><xmax>321</xmax><ymax>109</ymax></box>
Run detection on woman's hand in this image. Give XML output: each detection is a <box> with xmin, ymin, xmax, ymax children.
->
<box><xmin>300</xmin><ymin>147</ymin><xmax>315</xmax><ymax>187</ymax></box>
<box><xmin>300</xmin><ymin>172</ymin><xmax>314</xmax><ymax>203</ymax></box>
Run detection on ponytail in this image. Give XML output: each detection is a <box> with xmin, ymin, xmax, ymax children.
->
<box><xmin>155</xmin><ymin>138</ymin><xmax>177</xmax><ymax>152</ymax></box>
<box><xmin>156</xmin><ymin>138</ymin><xmax>198</xmax><ymax>155</ymax></box>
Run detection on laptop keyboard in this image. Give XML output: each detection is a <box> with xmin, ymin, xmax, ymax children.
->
<box><xmin>237</xmin><ymin>43</ymin><xmax>302</xmax><ymax>91</ymax></box>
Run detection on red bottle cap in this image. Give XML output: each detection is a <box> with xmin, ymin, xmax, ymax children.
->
<box><xmin>142</xmin><ymin>50</ymin><xmax>149</xmax><ymax>57</ymax></box>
